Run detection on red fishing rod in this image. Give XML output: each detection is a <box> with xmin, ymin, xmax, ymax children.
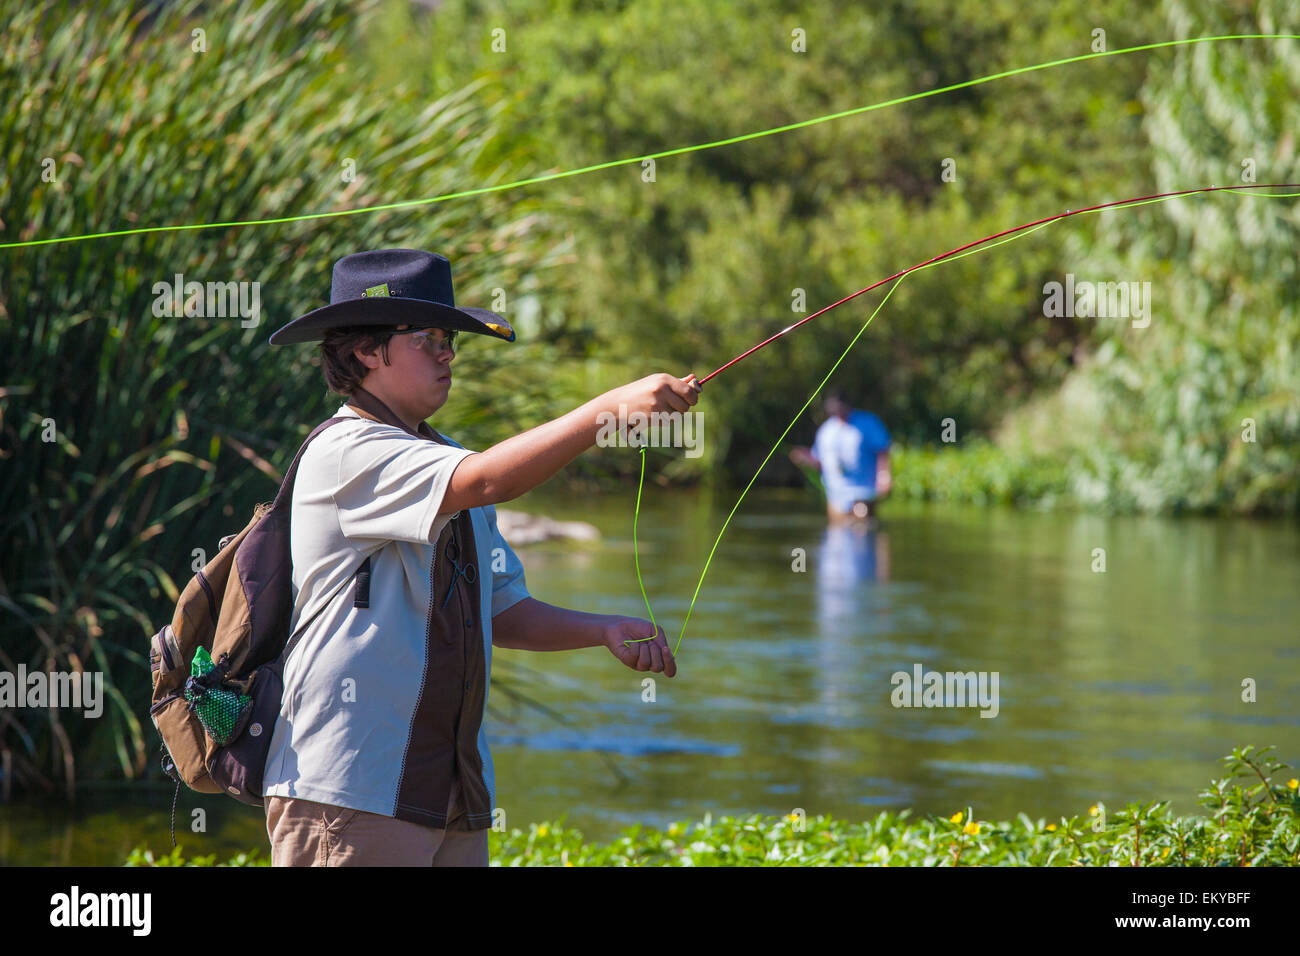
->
<box><xmin>699</xmin><ymin>183</ymin><xmax>1299</xmax><ymax>385</ymax></box>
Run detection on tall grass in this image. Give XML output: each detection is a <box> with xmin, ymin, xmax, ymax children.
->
<box><xmin>0</xmin><ymin>0</ymin><xmax>563</xmax><ymax>798</ymax></box>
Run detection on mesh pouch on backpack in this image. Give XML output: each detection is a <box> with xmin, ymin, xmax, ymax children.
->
<box><xmin>185</xmin><ymin>646</ymin><xmax>254</xmax><ymax>746</ymax></box>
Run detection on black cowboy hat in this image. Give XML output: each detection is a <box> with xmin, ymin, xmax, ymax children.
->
<box><xmin>267</xmin><ymin>248</ymin><xmax>515</xmax><ymax>345</ymax></box>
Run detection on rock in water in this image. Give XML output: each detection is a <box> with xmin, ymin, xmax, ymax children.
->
<box><xmin>494</xmin><ymin>509</ymin><xmax>601</xmax><ymax>546</ymax></box>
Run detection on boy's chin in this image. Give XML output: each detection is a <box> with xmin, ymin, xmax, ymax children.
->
<box><xmin>426</xmin><ymin>390</ymin><xmax>450</xmax><ymax>414</ymax></box>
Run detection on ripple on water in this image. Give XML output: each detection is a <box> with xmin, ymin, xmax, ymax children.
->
<box><xmin>923</xmin><ymin>759</ymin><xmax>1046</xmax><ymax>780</ymax></box>
<box><xmin>490</xmin><ymin>728</ymin><xmax>742</xmax><ymax>757</ymax></box>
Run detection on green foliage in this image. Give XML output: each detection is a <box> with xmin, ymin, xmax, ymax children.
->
<box><xmin>125</xmin><ymin>745</ymin><xmax>1300</xmax><ymax>866</ymax></box>
<box><xmin>892</xmin><ymin>439</ymin><xmax>1070</xmax><ymax>506</ymax></box>
<box><xmin>489</xmin><ymin>744</ymin><xmax>1300</xmax><ymax>865</ymax></box>
<box><xmin>362</xmin><ymin>0</ymin><xmax>1300</xmax><ymax>513</ymax></box>
<box><xmin>0</xmin><ymin>0</ymin><xmax>564</xmax><ymax>796</ymax></box>
<box><xmin>125</xmin><ymin>845</ymin><xmax>270</xmax><ymax>867</ymax></box>
<box><xmin>995</xmin><ymin>0</ymin><xmax>1300</xmax><ymax>514</ymax></box>
<box><xmin>361</xmin><ymin>0</ymin><xmax>1167</xmax><ymax>481</ymax></box>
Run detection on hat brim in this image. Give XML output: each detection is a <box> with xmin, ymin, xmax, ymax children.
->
<box><xmin>267</xmin><ymin>297</ymin><xmax>515</xmax><ymax>345</ymax></box>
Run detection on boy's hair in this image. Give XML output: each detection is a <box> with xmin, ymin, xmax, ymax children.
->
<box><xmin>320</xmin><ymin>325</ymin><xmax>397</xmax><ymax>395</ymax></box>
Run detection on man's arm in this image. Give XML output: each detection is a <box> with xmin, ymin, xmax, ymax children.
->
<box><xmin>875</xmin><ymin>449</ymin><xmax>892</xmax><ymax>497</ymax></box>
<box><xmin>789</xmin><ymin>421</ymin><xmax>827</xmax><ymax>470</ymax></box>
<box><xmin>440</xmin><ymin>373</ymin><xmax>701</xmax><ymax>514</ymax></box>
<box><xmin>491</xmin><ymin>596</ymin><xmax>676</xmax><ymax>676</ymax></box>
<box><xmin>788</xmin><ymin>446</ymin><xmax>820</xmax><ymax>469</ymax></box>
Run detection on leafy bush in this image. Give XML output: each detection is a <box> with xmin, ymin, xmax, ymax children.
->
<box><xmin>995</xmin><ymin>0</ymin><xmax>1300</xmax><ymax>515</ymax></box>
<box><xmin>891</xmin><ymin>440</ymin><xmax>1070</xmax><ymax>507</ymax></box>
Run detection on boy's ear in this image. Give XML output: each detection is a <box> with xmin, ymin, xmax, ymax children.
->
<box><xmin>353</xmin><ymin>336</ymin><xmax>384</xmax><ymax>370</ymax></box>
<box><xmin>353</xmin><ymin>344</ymin><xmax>376</xmax><ymax>368</ymax></box>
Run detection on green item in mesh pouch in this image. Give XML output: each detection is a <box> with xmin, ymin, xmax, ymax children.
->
<box><xmin>185</xmin><ymin>646</ymin><xmax>253</xmax><ymax>747</ymax></box>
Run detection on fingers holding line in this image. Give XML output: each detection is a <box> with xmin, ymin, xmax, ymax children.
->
<box><xmin>623</xmin><ymin>624</ymin><xmax>677</xmax><ymax>677</ymax></box>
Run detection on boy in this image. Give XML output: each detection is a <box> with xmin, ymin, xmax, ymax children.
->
<box><xmin>263</xmin><ymin>248</ymin><xmax>701</xmax><ymax>865</ymax></box>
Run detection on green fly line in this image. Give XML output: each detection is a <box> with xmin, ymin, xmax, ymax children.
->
<box><xmin>5</xmin><ymin>35</ymin><xmax>1299</xmax><ymax>250</ymax></box>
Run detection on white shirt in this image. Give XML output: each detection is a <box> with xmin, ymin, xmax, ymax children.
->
<box><xmin>262</xmin><ymin>404</ymin><xmax>530</xmax><ymax>826</ymax></box>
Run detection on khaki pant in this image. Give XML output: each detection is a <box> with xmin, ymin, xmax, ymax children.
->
<box><xmin>266</xmin><ymin>776</ymin><xmax>489</xmax><ymax>867</ymax></box>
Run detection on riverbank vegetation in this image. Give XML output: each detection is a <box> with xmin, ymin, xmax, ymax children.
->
<box><xmin>124</xmin><ymin>746</ymin><xmax>1300</xmax><ymax>866</ymax></box>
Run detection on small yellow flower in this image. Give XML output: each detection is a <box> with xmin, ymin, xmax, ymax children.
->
<box><xmin>1089</xmin><ymin>805</ymin><xmax>1100</xmax><ymax>817</ymax></box>
<box><xmin>564</xmin><ymin>860</ymin><xmax>574</xmax><ymax>867</ymax></box>
<box><xmin>1162</xmin><ymin>847</ymin><xmax>1171</xmax><ymax>858</ymax></box>
<box><xmin>668</xmin><ymin>824</ymin><xmax>680</xmax><ymax>836</ymax></box>
<box><xmin>949</xmin><ymin>812</ymin><xmax>964</xmax><ymax>823</ymax></box>
<box><xmin>536</xmin><ymin>823</ymin><xmax>549</xmax><ymax>837</ymax></box>
<box><xmin>1045</xmin><ymin>823</ymin><xmax>1057</xmax><ymax>832</ymax></box>
<box><xmin>1287</xmin><ymin>778</ymin><xmax>1298</xmax><ymax>790</ymax></box>
<box><xmin>963</xmin><ymin>821</ymin><xmax>980</xmax><ymax>836</ymax></box>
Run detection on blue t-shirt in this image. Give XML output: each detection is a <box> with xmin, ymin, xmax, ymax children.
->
<box><xmin>812</xmin><ymin>410</ymin><xmax>891</xmax><ymax>512</ymax></box>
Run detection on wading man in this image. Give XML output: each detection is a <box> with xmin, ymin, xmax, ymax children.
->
<box><xmin>262</xmin><ymin>249</ymin><xmax>701</xmax><ymax>866</ymax></box>
<box><xmin>789</xmin><ymin>389</ymin><xmax>892</xmax><ymax>522</ymax></box>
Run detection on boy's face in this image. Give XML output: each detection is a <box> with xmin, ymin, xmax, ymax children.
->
<box><xmin>354</xmin><ymin>324</ymin><xmax>456</xmax><ymax>421</ymax></box>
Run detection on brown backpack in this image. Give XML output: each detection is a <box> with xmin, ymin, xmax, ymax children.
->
<box><xmin>148</xmin><ymin>416</ymin><xmax>369</xmax><ymax>833</ymax></box>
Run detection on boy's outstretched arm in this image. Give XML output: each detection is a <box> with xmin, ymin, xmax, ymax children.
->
<box><xmin>440</xmin><ymin>372</ymin><xmax>702</xmax><ymax>514</ymax></box>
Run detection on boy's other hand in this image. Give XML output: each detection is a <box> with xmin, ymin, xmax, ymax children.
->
<box><xmin>603</xmin><ymin>617</ymin><xmax>677</xmax><ymax>677</ymax></box>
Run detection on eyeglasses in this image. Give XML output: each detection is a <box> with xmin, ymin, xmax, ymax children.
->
<box><xmin>391</xmin><ymin>326</ymin><xmax>458</xmax><ymax>355</ymax></box>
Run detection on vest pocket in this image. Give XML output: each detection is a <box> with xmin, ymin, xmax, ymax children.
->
<box><xmin>150</xmin><ymin>693</ymin><xmax>221</xmax><ymax>794</ymax></box>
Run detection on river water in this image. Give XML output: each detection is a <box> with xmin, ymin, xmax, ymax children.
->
<box><xmin>3</xmin><ymin>489</ymin><xmax>1297</xmax><ymax>864</ymax></box>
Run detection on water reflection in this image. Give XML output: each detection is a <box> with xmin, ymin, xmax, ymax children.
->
<box><xmin>815</xmin><ymin>519</ymin><xmax>892</xmax><ymax>701</ymax></box>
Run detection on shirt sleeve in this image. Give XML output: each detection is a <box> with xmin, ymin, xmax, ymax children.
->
<box><xmin>482</xmin><ymin>504</ymin><xmax>530</xmax><ymax>618</ymax></box>
<box><xmin>332</xmin><ymin>423</ymin><xmax>477</xmax><ymax>545</ymax></box>
<box><xmin>858</xmin><ymin>412</ymin><xmax>892</xmax><ymax>453</ymax></box>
